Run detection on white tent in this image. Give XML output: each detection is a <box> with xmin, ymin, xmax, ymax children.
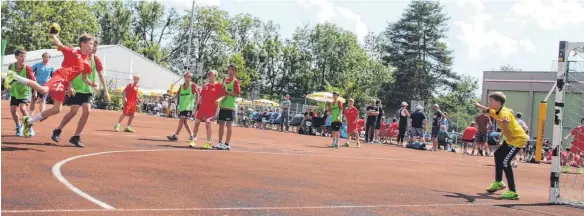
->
<box><xmin>1</xmin><ymin>45</ymin><xmax>181</xmax><ymax>92</ymax></box>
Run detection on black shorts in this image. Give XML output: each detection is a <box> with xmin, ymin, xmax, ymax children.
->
<box><xmin>375</xmin><ymin>121</ymin><xmax>381</xmax><ymax>129</ymax></box>
<box><xmin>218</xmin><ymin>109</ymin><xmax>234</xmax><ymax>122</ymax></box>
<box><xmin>178</xmin><ymin>111</ymin><xmax>192</xmax><ymax>118</ymax></box>
<box><xmin>475</xmin><ymin>132</ymin><xmax>488</xmax><ymax>143</ymax></box>
<box><xmin>431</xmin><ymin>126</ymin><xmax>440</xmax><ymax>138</ymax></box>
<box><xmin>34</xmin><ymin>91</ymin><xmax>48</xmax><ymax>101</ymax></box>
<box><xmin>64</xmin><ymin>93</ymin><xmax>93</xmax><ymax>106</ymax></box>
<box><xmin>331</xmin><ymin>121</ymin><xmax>342</xmax><ymax>131</ymax></box>
<box><xmin>10</xmin><ymin>97</ymin><xmax>30</xmax><ymax>106</ymax></box>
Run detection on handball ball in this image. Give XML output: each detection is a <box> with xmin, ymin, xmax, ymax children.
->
<box><xmin>49</xmin><ymin>23</ymin><xmax>61</xmax><ymax>34</ymax></box>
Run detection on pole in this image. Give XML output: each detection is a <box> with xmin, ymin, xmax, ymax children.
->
<box><xmin>185</xmin><ymin>0</ymin><xmax>195</xmax><ymax>72</ymax></box>
<box><xmin>535</xmin><ymin>83</ymin><xmax>556</xmax><ymax>162</ymax></box>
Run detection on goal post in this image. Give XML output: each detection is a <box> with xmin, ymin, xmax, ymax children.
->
<box><xmin>550</xmin><ymin>41</ymin><xmax>584</xmax><ymax>205</ymax></box>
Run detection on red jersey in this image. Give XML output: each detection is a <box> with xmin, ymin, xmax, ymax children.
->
<box><xmin>124</xmin><ymin>83</ymin><xmax>139</xmax><ymax>102</ymax></box>
<box><xmin>57</xmin><ymin>46</ymin><xmax>91</xmax><ymax>81</ymax></box>
<box><xmin>462</xmin><ymin>127</ymin><xmax>478</xmax><ymax>140</ymax></box>
<box><xmin>572</xmin><ymin>125</ymin><xmax>584</xmax><ymax>148</ymax></box>
<box><xmin>381</xmin><ymin>122</ymin><xmax>387</xmax><ymax>131</ymax></box>
<box><xmin>223</xmin><ymin>78</ymin><xmax>241</xmax><ymax>94</ymax></box>
<box><xmin>200</xmin><ymin>82</ymin><xmax>224</xmax><ymax>107</ymax></box>
<box><xmin>344</xmin><ymin>106</ymin><xmax>359</xmax><ymax>123</ymax></box>
<box><xmin>390</xmin><ymin>122</ymin><xmax>399</xmax><ymax>131</ymax></box>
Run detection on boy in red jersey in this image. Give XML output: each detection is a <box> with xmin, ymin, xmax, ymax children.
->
<box><xmin>388</xmin><ymin>119</ymin><xmax>399</xmax><ymax>144</ymax></box>
<box><xmin>52</xmin><ymin>43</ymin><xmax>109</xmax><ymax>147</ymax></box>
<box><xmin>343</xmin><ymin>98</ymin><xmax>360</xmax><ymax>148</ymax></box>
<box><xmin>114</xmin><ymin>75</ymin><xmax>142</xmax><ymax>132</ymax></box>
<box><xmin>4</xmin><ymin>33</ymin><xmax>95</xmax><ymax>137</ymax></box>
<box><xmin>563</xmin><ymin>118</ymin><xmax>584</xmax><ymax>174</ymax></box>
<box><xmin>192</xmin><ymin>70</ymin><xmax>224</xmax><ymax>149</ymax></box>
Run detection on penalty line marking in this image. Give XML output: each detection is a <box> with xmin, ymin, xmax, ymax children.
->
<box><xmin>53</xmin><ymin>148</ymin><xmax>549</xmax><ymax>210</ymax></box>
<box><xmin>1</xmin><ymin>202</ymin><xmax>524</xmax><ymax>213</ymax></box>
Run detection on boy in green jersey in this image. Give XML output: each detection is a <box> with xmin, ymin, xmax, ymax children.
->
<box><xmin>327</xmin><ymin>92</ymin><xmax>343</xmax><ymax>148</ymax></box>
<box><xmin>52</xmin><ymin>42</ymin><xmax>109</xmax><ymax>147</ymax></box>
<box><xmin>8</xmin><ymin>49</ymin><xmax>37</xmax><ymax>137</ymax></box>
<box><xmin>214</xmin><ymin>64</ymin><xmax>241</xmax><ymax>150</ymax></box>
<box><xmin>167</xmin><ymin>72</ymin><xmax>200</xmax><ymax>147</ymax></box>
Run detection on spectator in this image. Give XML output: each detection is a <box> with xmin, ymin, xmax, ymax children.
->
<box><xmin>461</xmin><ymin>122</ymin><xmax>478</xmax><ymax>154</ymax></box>
<box><xmin>365</xmin><ymin>99</ymin><xmax>380</xmax><ymax>143</ymax></box>
<box><xmin>409</xmin><ymin>105</ymin><xmax>426</xmax><ymax>145</ymax></box>
<box><xmin>436</xmin><ymin>125</ymin><xmax>452</xmax><ymax>151</ymax></box>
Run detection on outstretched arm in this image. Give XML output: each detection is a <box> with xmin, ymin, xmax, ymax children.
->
<box><xmin>50</xmin><ymin>34</ymin><xmax>65</xmax><ymax>50</ymax></box>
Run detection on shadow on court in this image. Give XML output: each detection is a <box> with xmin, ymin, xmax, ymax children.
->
<box><xmin>1</xmin><ymin>146</ymin><xmax>45</xmax><ymax>152</ymax></box>
<box><xmin>434</xmin><ymin>190</ymin><xmax>498</xmax><ymax>203</ymax></box>
<box><xmin>1</xmin><ymin>141</ymin><xmax>75</xmax><ymax>148</ymax></box>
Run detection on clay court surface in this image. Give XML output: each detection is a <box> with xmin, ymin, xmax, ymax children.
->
<box><xmin>1</xmin><ymin>100</ymin><xmax>583</xmax><ymax>216</ymax></box>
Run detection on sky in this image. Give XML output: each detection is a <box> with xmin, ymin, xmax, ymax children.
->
<box><xmin>163</xmin><ymin>0</ymin><xmax>584</xmax><ymax>95</ymax></box>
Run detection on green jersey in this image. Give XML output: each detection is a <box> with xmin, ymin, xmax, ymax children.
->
<box><xmin>178</xmin><ymin>83</ymin><xmax>196</xmax><ymax>111</ymax></box>
<box><xmin>330</xmin><ymin>100</ymin><xmax>342</xmax><ymax>122</ymax></box>
<box><xmin>10</xmin><ymin>64</ymin><xmax>31</xmax><ymax>99</ymax></box>
<box><xmin>71</xmin><ymin>55</ymin><xmax>97</xmax><ymax>94</ymax></box>
<box><xmin>219</xmin><ymin>78</ymin><xmax>238</xmax><ymax>110</ymax></box>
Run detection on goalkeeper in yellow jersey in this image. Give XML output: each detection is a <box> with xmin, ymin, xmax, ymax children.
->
<box><xmin>474</xmin><ymin>91</ymin><xmax>528</xmax><ymax>200</ymax></box>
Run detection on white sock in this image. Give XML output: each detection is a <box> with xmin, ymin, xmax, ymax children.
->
<box><xmin>13</xmin><ymin>74</ymin><xmax>28</xmax><ymax>84</ymax></box>
<box><xmin>29</xmin><ymin>113</ymin><xmax>44</xmax><ymax>124</ymax></box>
<box><xmin>30</xmin><ymin>111</ymin><xmax>35</xmax><ymax>116</ymax></box>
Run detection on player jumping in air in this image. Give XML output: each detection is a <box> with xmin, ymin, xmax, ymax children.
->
<box><xmin>167</xmin><ymin>72</ymin><xmax>199</xmax><ymax>146</ymax></box>
<box><xmin>7</xmin><ymin>49</ymin><xmax>36</xmax><ymax>137</ymax></box>
<box><xmin>215</xmin><ymin>64</ymin><xmax>241</xmax><ymax>150</ymax></box>
<box><xmin>3</xmin><ymin>33</ymin><xmax>95</xmax><ymax>138</ymax></box>
<box><xmin>343</xmin><ymin>98</ymin><xmax>360</xmax><ymax>148</ymax></box>
<box><xmin>327</xmin><ymin>92</ymin><xmax>343</xmax><ymax>148</ymax></box>
<box><xmin>474</xmin><ymin>92</ymin><xmax>529</xmax><ymax>200</ymax></box>
<box><xmin>192</xmin><ymin>70</ymin><xmax>224</xmax><ymax>149</ymax></box>
<box><xmin>52</xmin><ymin>41</ymin><xmax>109</xmax><ymax>147</ymax></box>
<box><xmin>114</xmin><ymin>75</ymin><xmax>141</xmax><ymax>132</ymax></box>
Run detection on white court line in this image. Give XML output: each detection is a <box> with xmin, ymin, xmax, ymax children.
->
<box><xmin>1</xmin><ymin>202</ymin><xmax>521</xmax><ymax>213</ymax></box>
<box><xmin>52</xmin><ymin>149</ymin><xmax>187</xmax><ymax>209</ymax></box>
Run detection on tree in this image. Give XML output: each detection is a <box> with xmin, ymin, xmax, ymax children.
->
<box><xmin>1</xmin><ymin>1</ymin><xmax>99</xmax><ymax>52</ymax></box>
<box><xmin>91</xmin><ymin>1</ymin><xmax>133</xmax><ymax>45</ymax></box>
<box><xmin>429</xmin><ymin>75</ymin><xmax>479</xmax><ymax>132</ymax></box>
<box><xmin>380</xmin><ymin>0</ymin><xmax>458</xmax><ymax>108</ymax></box>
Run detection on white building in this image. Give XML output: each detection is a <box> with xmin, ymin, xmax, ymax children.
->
<box><xmin>2</xmin><ymin>45</ymin><xmax>181</xmax><ymax>94</ymax></box>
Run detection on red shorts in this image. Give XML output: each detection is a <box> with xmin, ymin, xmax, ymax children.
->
<box><xmin>46</xmin><ymin>74</ymin><xmax>69</xmax><ymax>102</ymax></box>
<box><xmin>347</xmin><ymin>123</ymin><xmax>357</xmax><ymax>133</ymax></box>
<box><xmin>196</xmin><ymin>103</ymin><xmax>217</xmax><ymax>122</ymax></box>
<box><xmin>570</xmin><ymin>145</ymin><xmax>583</xmax><ymax>155</ymax></box>
<box><xmin>123</xmin><ymin>101</ymin><xmax>137</xmax><ymax>116</ymax></box>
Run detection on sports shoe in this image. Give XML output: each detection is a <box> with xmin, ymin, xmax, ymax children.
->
<box><xmin>16</xmin><ymin>124</ymin><xmax>23</xmax><ymax>137</ymax></box>
<box><xmin>499</xmin><ymin>190</ymin><xmax>520</xmax><ymax>200</ymax></box>
<box><xmin>22</xmin><ymin>116</ymin><xmax>31</xmax><ymax>138</ymax></box>
<box><xmin>343</xmin><ymin>142</ymin><xmax>350</xmax><ymax>147</ymax></box>
<box><xmin>188</xmin><ymin>137</ymin><xmax>196</xmax><ymax>147</ymax></box>
<box><xmin>167</xmin><ymin>134</ymin><xmax>178</xmax><ymax>141</ymax></box>
<box><xmin>69</xmin><ymin>136</ymin><xmax>84</xmax><ymax>147</ymax></box>
<box><xmin>563</xmin><ymin>165</ymin><xmax>570</xmax><ymax>173</ymax></box>
<box><xmin>201</xmin><ymin>142</ymin><xmax>212</xmax><ymax>149</ymax></box>
<box><xmin>124</xmin><ymin>126</ymin><xmax>134</xmax><ymax>132</ymax></box>
<box><xmin>114</xmin><ymin>123</ymin><xmax>120</xmax><ymax>132</ymax></box>
<box><xmin>327</xmin><ymin>143</ymin><xmax>337</xmax><ymax>148</ymax></box>
<box><xmin>578</xmin><ymin>167</ymin><xmax>583</xmax><ymax>174</ymax></box>
<box><xmin>3</xmin><ymin>70</ymin><xmax>16</xmax><ymax>89</ymax></box>
<box><xmin>356</xmin><ymin>143</ymin><xmax>361</xmax><ymax>148</ymax></box>
<box><xmin>52</xmin><ymin>129</ymin><xmax>62</xmax><ymax>142</ymax></box>
<box><xmin>28</xmin><ymin>127</ymin><xmax>35</xmax><ymax>137</ymax></box>
<box><xmin>486</xmin><ymin>181</ymin><xmax>507</xmax><ymax>193</ymax></box>
<box><xmin>219</xmin><ymin>144</ymin><xmax>231</xmax><ymax>150</ymax></box>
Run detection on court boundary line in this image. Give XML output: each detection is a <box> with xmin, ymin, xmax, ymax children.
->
<box><xmin>1</xmin><ymin>202</ymin><xmax>525</xmax><ymax>213</ymax></box>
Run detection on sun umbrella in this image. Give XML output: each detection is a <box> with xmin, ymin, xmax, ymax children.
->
<box><xmin>253</xmin><ymin>99</ymin><xmax>279</xmax><ymax>107</ymax></box>
<box><xmin>306</xmin><ymin>92</ymin><xmax>345</xmax><ymax>103</ymax></box>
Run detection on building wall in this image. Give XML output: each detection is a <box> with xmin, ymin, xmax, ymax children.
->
<box><xmin>482</xmin><ymin>71</ymin><xmax>584</xmax><ymax>140</ymax></box>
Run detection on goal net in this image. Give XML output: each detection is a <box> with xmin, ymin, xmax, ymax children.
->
<box><xmin>551</xmin><ymin>41</ymin><xmax>584</xmax><ymax>206</ymax></box>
